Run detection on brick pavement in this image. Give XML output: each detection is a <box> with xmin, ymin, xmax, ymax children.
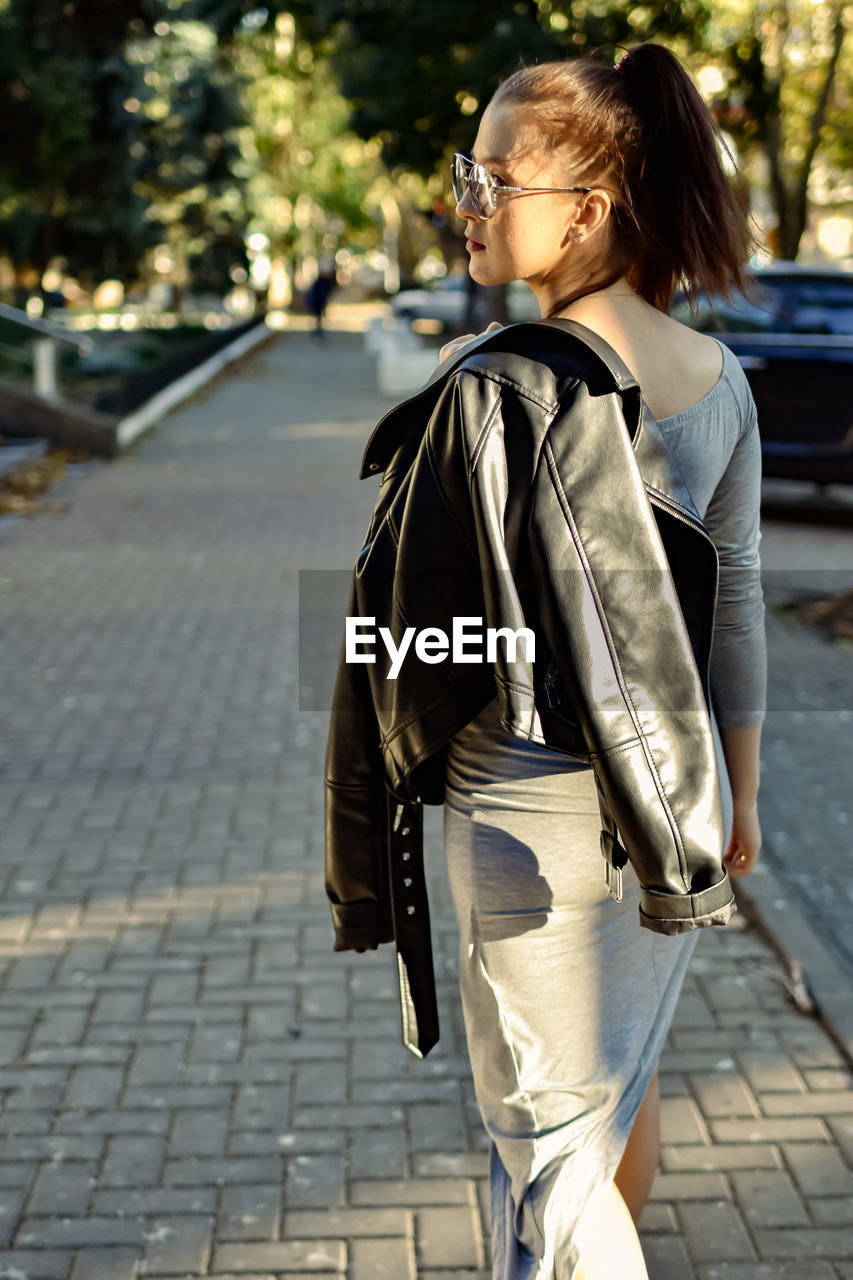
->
<box><xmin>0</xmin><ymin>326</ymin><xmax>851</xmax><ymax>1279</ymax></box>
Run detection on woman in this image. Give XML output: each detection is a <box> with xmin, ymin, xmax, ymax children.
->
<box><xmin>435</xmin><ymin>42</ymin><xmax>765</xmax><ymax>1280</ymax></box>
<box><xmin>324</xmin><ymin>39</ymin><xmax>766</xmax><ymax>1280</ymax></box>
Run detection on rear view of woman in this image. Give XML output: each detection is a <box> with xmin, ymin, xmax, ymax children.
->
<box><xmin>325</xmin><ymin>39</ymin><xmax>766</xmax><ymax>1280</ymax></box>
<box><xmin>438</xmin><ymin>42</ymin><xmax>766</xmax><ymax>1279</ymax></box>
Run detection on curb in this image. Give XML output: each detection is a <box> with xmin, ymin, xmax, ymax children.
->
<box><xmin>734</xmin><ymin>851</ymin><xmax>853</xmax><ymax>1067</ymax></box>
<box><xmin>115</xmin><ymin>317</ymin><xmax>276</xmax><ymax>450</ymax></box>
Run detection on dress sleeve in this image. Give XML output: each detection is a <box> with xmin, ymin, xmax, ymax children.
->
<box><xmin>703</xmin><ymin>387</ymin><xmax>767</xmax><ymax>728</ymax></box>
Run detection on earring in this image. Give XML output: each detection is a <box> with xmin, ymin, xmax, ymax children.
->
<box><xmin>573</xmin><ymin>235</ymin><xmax>580</xmax><ymax>242</ymax></box>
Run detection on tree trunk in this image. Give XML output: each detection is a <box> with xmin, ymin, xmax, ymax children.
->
<box><xmin>789</xmin><ymin>3</ymin><xmax>847</xmax><ymax>256</ymax></box>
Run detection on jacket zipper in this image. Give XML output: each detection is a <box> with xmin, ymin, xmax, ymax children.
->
<box><xmin>542</xmin><ymin>661</ymin><xmax>561</xmax><ymax>708</ymax></box>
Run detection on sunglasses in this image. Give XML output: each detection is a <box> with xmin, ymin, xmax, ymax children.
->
<box><xmin>451</xmin><ymin>153</ymin><xmax>593</xmax><ymax>220</ymax></box>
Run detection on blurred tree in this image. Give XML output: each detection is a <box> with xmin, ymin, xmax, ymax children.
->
<box><xmin>0</xmin><ymin>0</ymin><xmax>162</xmax><ymax>291</ymax></box>
<box><xmin>0</xmin><ymin>0</ymin><xmax>253</xmax><ymax>297</ymax></box>
<box><xmin>284</xmin><ymin>0</ymin><xmax>849</xmax><ymax>264</ymax></box>
<box><xmin>287</xmin><ymin>0</ymin><xmax>712</xmax><ymax>176</ymax></box>
<box><xmin>127</xmin><ymin>15</ymin><xmax>252</xmax><ymax>298</ymax></box>
<box><xmin>709</xmin><ymin>0</ymin><xmax>849</xmax><ymax>260</ymax></box>
<box><xmin>232</xmin><ymin>9</ymin><xmax>384</xmax><ymax>289</ymax></box>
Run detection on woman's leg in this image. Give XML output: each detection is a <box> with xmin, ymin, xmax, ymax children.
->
<box><xmin>573</xmin><ymin>1181</ymin><xmax>649</xmax><ymax>1280</ymax></box>
<box><xmin>571</xmin><ymin>1069</ymin><xmax>659</xmax><ymax>1279</ymax></box>
<box><xmin>614</xmin><ymin>1064</ymin><xmax>661</xmax><ymax>1221</ymax></box>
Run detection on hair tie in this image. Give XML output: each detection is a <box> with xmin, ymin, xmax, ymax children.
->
<box><xmin>614</xmin><ymin>52</ymin><xmax>631</xmax><ymax>73</ymax></box>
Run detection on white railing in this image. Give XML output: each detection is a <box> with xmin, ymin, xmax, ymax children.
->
<box><xmin>0</xmin><ymin>302</ymin><xmax>92</xmax><ymax>399</ymax></box>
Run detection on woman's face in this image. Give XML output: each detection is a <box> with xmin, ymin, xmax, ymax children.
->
<box><xmin>456</xmin><ymin>99</ymin><xmax>587</xmax><ymax>292</ymax></box>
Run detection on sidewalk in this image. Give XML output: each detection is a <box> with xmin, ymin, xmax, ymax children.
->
<box><xmin>0</xmin><ymin>326</ymin><xmax>850</xmax><ymax>1280</ymax></box>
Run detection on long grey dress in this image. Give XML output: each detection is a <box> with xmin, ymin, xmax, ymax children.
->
<box><xmin>442</xmin><ymin>339</ymin><xmax>767</xmax><ymax>1280</ymax></box>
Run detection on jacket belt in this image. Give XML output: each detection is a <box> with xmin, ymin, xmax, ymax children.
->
<box><xmin>385</xmin><ymin>787</ymin><xmax>439</xmax><ymax>1057</ymax></box>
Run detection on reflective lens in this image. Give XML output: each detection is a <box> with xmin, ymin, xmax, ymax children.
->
<box><xmin>451</xmin><ymin>154</ymin><xmax>495</xmax><ymax>218</ymax></box>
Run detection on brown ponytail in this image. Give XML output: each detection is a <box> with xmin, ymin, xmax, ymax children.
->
<box><xmin>493</xmin><ymin>43</ymin><xmax>759</xmax><ymax>314</ymax></box>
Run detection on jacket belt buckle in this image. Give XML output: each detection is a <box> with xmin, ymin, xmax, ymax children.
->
<box><xmin>605</xmin><ymin>861</ymin><xmax>623</xmax><ymax>903</ymax></box>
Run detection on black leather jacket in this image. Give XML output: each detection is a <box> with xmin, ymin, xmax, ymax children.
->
<box><xmin>325</xmin><ymin>319</ymin><xmax>734</xmax><ymax>1056</ymax></box>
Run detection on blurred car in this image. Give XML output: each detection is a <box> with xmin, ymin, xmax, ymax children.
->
<box><xmin>390</xmin><ymin>276</ymin><xmax>540</xmax><ymax>330</ymax></box>
<box><xmin>671</xmin><ymin>262</ymin><xmax>853</xmax><ymax>486</ymax></box>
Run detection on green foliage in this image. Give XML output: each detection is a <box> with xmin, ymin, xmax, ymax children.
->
<box><xmin>0</xmin><ymin>0</ymin><xmax>162</xmax><ymax>282</ymax></box>
<box><xmin>287</xmin><ymin>0</ymin><xmax>712</xmax><ymax>175</ymax></box>
<box><xmin>233</xmin><ymin>12</ymin><xmax>385</xmax><ymax>259</ymax></box>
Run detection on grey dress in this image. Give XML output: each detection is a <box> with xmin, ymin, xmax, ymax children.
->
<box><xmin>442</xmin><ymin>339</ymin><xmax>767</xmax><ymax>1280</ymax></box>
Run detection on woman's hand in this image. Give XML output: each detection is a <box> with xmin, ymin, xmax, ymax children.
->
<box><xmin>438</xmin><ymin>321</ymin><xmax>504</xmax><ymax>365</ymax></box>
<box><xmin>722</xmin><ymin>799</ymin><xmax>762</xmax><ymax>877</ymax></box>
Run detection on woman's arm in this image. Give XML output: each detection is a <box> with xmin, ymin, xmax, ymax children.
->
<box><xmin>702</xmin><ymin>374</ymin><xmax>767</xmax><ymax>880</ymax></box>
<box><xmin>719</xmin><ymin>723</ymin><xmax>762</xmax><ymax>877</ymax></box>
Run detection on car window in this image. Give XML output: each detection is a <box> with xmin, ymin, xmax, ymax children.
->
<box><xmin>670</xmin><ymin>283</ymin><xmax>781</xmax><ymax>334</ymax></box>
<box><xmin>788</xmin><ymin>279</ymin><xmax>853</xmax><ymax>335</ymax></box>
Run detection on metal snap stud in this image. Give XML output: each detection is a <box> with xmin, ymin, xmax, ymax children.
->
<box><xmin>401</xmin><ymin>851</ymin><xmax>411</xmax><ymax>861</ymax></box>
<box><xmin>403</xmin><ymin>876</ymin><xmax>412</xmax><ymax>888</ymax></box>
<box><xmin>407</xmin><ymin>905</ymin><xmax>416</xmax><ymax>915</ymax></box>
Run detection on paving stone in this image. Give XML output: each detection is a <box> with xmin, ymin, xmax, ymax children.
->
<box><xmin>348</xmin><ymin>1128</ymin><xmax>408</xmax><ymax>1180</ymax></box>
<box><xmin>284</xmin><ymin>1153</ymin><xmax>346</xmax><ymax>1208</ymax></box>
<box><xmin>0</xmin><ymin>1186</ymin><xmax>26</xmax><ymax>1247</ymax></box>
<box><xmin>164</xmin><ymin>1155</ymin><xmax>283</xmax><ymax>1186</ymax></box>
<box><xmin>213</xmin><ymin>1240</ymin><xmax>346</xmax><ymax>1271</ymax></box>
<box><xmin>650</xmin><ymin>1172</ymin><xmax>732</xmax><ymax>1201</ymax></box>
<box><xmin>752</xmin><ymin>1226</ymin><xmax>853</xmax><ymax>1257</ymax></box>
<box><xmin>63</xmin><ymin>1064</ymin><xmax>126</xmax><ymax>1108</ymax></box>
<box><xmin>0</xmin><ymin>1164</ymin><xmax>36</xmax><ymax>1192</ymax></box>
<box><xmin>676</xmin><ymin>1201</ymin><xmax>757</xmax><ymax>1262</ymax></box>
<box><xmin>26</xmin><ymin>1162</ymin><xmax>97</xmax><ymax>1216</ymax></box>
<box><xmin>697</xmin><ymin>1264</ymin><xmax>838</xmax><ymax>1279</ymax></box>
<box><xmin>414</xmin><ymin>1152</ymin><xmax>492</xmax><ymax>1178</ymax></box>
<box><xmin>662</xmin><ymin>1144</ymin><xmax>782</xmax><ymax>1172</ymax></box>
<box><xmin>169</xmin><ymin>1107</ymin><xmax>230</xmax><ymax>1157</ymax></box>
<box><xmin>142</xmin><ymin>1213</ymin><xmax>214</xmax><ymax>1274</ymax></box>
<box><xmin>232</xmin><ymin>1084</ymin><xmax>290</xmax><ymax>1132</ymax></box>
<box><xmin>350</xmin><ymin>1237</ymin><xmax>417</xmax><ymax>1280</ymax></box>
<box><xmin>735</xmin><ymin>1048</ymin><xmax>806</xmax><ymax>1095</ymax></box>
<box><xmin>636</xmin><ymin>1202</ymin><xmax>679</xmax><ymax>1233</ymax></box>
<box><xmin>284</xmin><ymin>1208</ymin><xmax>409</xmax><ymax>1238</ymax></box>
<box><xmin>660</xmin><ymin>1096</ymin><xmax>709</xmax><ymax>1145</ymax></box>
<box><xmin>637</xmin><ymin>1232</ymin><xmax>696</xmax><ymax>1279</ymax></box>
<box><xmin>69</xmin><ymin>1246</ymin><xmax>142</xmax><ymax>1280</ymax></box>
<box><xmin>829</xmin><ymin>1115</ymin><xmax>853</xmax><ymax>1166</ymax></box>
<box><xmin>689</xmin><ymin>1070</ymin><xmax>760</xmax><ymax>1119</ymax></box>
<box><xmin>351</xmin><ymin>1178</ymin><xmax>475</xmax><ymax>1206</ymax></box>
<box><xmin>409</xmin><ymin>1101</ymin><xmax>467</xmax><ymax>1151</ymax></box>
<box><xmin>0</xmin><ymin>1250</ymin><xmax>73</xmax><ymax>1278</ymax></box>
<box><xmin>15</xmin><ymin>1215</ymin><xmax>148</xmax><ymax>1247</ymax></box>
<box><xmin>417</xmin><ymin>1205</ymin><xmax>483</xmax><ymax>1270</ymax></box>
<box><xmin>729</xmin><ymin>1169</ymin><xmax>810</xmax><ymax>1228</ymax></box>
<box><xmin>101</xmin><ymin>1133</ymin><xmax>165</xmax><ymax>1188</ymax></box>
<box><xmin>293</xmin><ymin>1061</ymin><xmax>348</xmax><ymax>1106</ymax></box>
<box><xmin>93</xmin><ymin>1186</ymin><xmax>218</xmax><ymax>1215</ymax></box>
<box><xmin>709</xmin><ymin>1117</ymin><xmax>827</xmax><ymax>1143</ymax></box>
<box><xmin>810</xmin><ymin>1197</ymin><xmax>853</xmax><ymax>1225</ymax></box>
<box><xmin>782</xmin><ymin>1140</ymin><xmax>853</xmax><ymax>1196</ymax></box>
<box><xmin>218</xmin><ymin>1183</ymin><xmax>282</xmax><ymax>1240</ymax></box>
<box><xmin>759</xmin><ymin>1091</ymin><xmax>853</xmax><ymax>1116</ymax></box>
<box><xmin>54</xmin><ymin>1108</ymin><xmax>169</xmax><ymax>1135</ymax></box>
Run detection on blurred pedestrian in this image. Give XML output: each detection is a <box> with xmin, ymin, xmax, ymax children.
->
<box><xmin>304</xmin><ymin>260</ymin><xmax>336</xmax><ymax>339</ymax></box>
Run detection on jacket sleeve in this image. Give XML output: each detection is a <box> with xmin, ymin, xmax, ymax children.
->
<box><xmin>525</xmin><ymin>382</ymin><xmax>734</xmax><ymax>933</ymax></box>
<box><xmin>324</xmin><ymin>571</ymin><xmax>394</xmax><ymax>952</ymax></box>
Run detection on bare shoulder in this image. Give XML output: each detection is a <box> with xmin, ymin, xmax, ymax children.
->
<box><xmin>562</xmin><ymin>299</ymin><xmax>725</xmax><ymax>418</ymax></box>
